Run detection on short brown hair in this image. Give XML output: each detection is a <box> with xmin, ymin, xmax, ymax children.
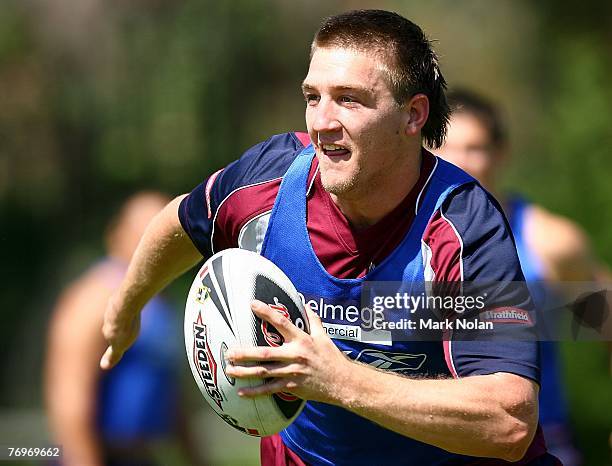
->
<box><xmin>447</xmin><ymin>89</ymin><xmax>507</xmax><ymax>149</ymax></box>
<box><xmin>312</xmin><ymin>9</ymin><xmax>449</xmax><ymax>148</ymax></box>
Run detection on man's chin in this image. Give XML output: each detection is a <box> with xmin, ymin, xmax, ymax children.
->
<box><xmin>320</xmin><ymin>176</ymin><xmax>358</xmax><ymax>196</ymax></box>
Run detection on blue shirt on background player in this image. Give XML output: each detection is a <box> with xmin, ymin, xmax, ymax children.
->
<box><xmin>508</xmin><ymin>196</ymin><xmax>582</xmax><ymax>466</ymax></box>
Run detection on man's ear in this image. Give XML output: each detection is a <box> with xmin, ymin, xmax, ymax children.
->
<box><xmin>404</xmin><ymin>93</ymin><xmax>429</xmax><ymax>137</ymax></box>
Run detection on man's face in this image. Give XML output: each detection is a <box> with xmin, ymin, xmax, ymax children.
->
<box><xmin>302</xmin><ymin>46</ymin><xmax>408</xmax><ymax>197</ymax></box>
<box><xmin>437</xmin><ymin>113</ymin><xmax>498</xmax><ymax>187</ymax></box>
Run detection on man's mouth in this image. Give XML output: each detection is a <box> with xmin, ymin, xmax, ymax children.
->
<box><xmin>321</xmin><ymin>143</ymin><xmax>351</xmax><ymax>157</ymax></box>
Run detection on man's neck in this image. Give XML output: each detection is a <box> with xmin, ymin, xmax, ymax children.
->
<box><xmin>330</xmin><ymin>148</ymin><xmax>423</xmax><ymax>229</ymax></box>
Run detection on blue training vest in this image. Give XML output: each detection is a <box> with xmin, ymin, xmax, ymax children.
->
<box><xmin>96</xmin><ymin>260</ymin><xmax>182</xmax><ymax>443</ymax></box>
<box><xmin>261</xmin><ymin>146</ymin><xmax>476</xmax><ymax>466</ymax></box>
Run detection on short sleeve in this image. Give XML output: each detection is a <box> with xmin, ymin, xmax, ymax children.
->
<box><xmin>179</xmin><ymin>179</ymin><xmax>215</xmax><ymax>258</ymax></box>
<box><xmin>437</xmin><ymin>183</ymin><xmax>540</xmax><ymax>383</ymax></box>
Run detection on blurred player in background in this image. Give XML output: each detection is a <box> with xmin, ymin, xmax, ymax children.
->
<box><xmin>45</xmin><ymin>192</ymin><xmax>202</xmax><ymax>466</ymax></box>
<box><xmin>437</xmin><ymin>88</ymin><xmax>602</xmax><ymax>465</ymax></box>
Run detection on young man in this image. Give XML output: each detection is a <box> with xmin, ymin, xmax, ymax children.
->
<box><xmin>100</xmin><ymin>10</ymin><xmax>559</xmax><ymax>465</ymax></box>
<box><xmin>437</xmin><ymin>88</ymin><xmax>598</xmax><ymax>466</ymax></box>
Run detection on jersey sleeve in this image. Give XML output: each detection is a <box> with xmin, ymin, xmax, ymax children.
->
<box><xmin>431</xmin><ymin>183</ymin><xmax>540</xmax><ymax>383</ymax></box>
<box><xmin>178</xmin><ymin>132</ymin><xmax>307</xmax><ymax>258</ymax></box>
<box><xmin>179</xmin><ymin>177</ymin><xmax>216</xmax><ymax>258</ymax></box>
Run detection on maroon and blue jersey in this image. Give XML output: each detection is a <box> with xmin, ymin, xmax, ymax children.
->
<box><xmin>179</xmin><ymin>132</ymin><xmax>556</xmax><ymax>465</ymax></box>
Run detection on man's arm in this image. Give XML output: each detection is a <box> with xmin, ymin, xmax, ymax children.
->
<box><xmin>227</xmin><ymin>302</ymin><xmax>538</xmax><ymax>462</ymax></box>
<box><xmin>529</xmin><ymin>206</ymin><xmax>612</xmax><ymax>373</ymax></box>
<box><xmin>335</xmin><ymin>357</ymin><xmax>537</xmax><ymax>461</ymax></box>
<box><xmin>45</xmin><ymin>273</ymin><xmax>110</xmax><ymax>466</ymax></box>
<box><xmin>528</xmin><ymin>206</ymin><xmax>601</xmax><ymax>282</ymax></box>
<box><xmin>100</xmin><ymin>194</ymin><xmax>203</xmax><ymax>369</ymax></box>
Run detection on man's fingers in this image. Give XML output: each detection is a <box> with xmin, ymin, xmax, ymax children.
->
<box><xmin>100</xmin><ymin>299</ymin><xmax>141</xmax><ymax>371</ymax></box>
<box><xmin>306</xmin><ymin>306</ymin><xmax>325</xmax><ymax>336</ymax></box>
<box><xmin>237</xmin><ymin>378</ymin><xmax>298</xmax><ymax>398</ymax></box>
<box><xmin>251</xmin><ymin>300</ymin><xmax>300</xmax><ymax>340</ymax></box>
<box><xmin>226</xmin><ymin>345</ymin><xmax>293</xmax><ymax>363</ymax></box>
<box><xmin>100</xmin><ymin>345</ymin><xmax>123</xmax><ymax>370</ymax></box>
<box><xmin>226</xmin><ymin>362</ymin><xmax>303</xmax><ymax>379</ymax></box>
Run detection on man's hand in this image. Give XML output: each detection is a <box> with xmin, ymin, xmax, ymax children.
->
<box><xmin>225</xmin><ymin>300</ymin><xmax>352</xmax><ymax>404</ymax></box>
<box><xmin>226</xmin><ymin>301</ymin><xmax>537</xmax><ymax>460</ymax></box>
<box><xmin>100</xmin><ymin>293</ymin><xmax>141</xmax><ymax>370</ymax></box>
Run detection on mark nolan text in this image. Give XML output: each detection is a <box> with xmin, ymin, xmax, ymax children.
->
<box><xmin>420</xmin><ymin>318</ymin><xmax>493</xmax><ymax>331</ymax></box>
<box><xmin>374</xmin><ymin>318</ymin><xmax>493</xmax><ymax>331</ymax></box>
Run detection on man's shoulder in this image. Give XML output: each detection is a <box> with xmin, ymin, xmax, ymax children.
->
<box><xmin>437</xmin><ymin>182</ymin><xmax>507</xmax><ymax>236</ymax></box>
<box><xmin>215</xmin><ymin>132</ymin><xmax>310</xmax><ymax>194</ymax></box>
<box><xmin>424</xmin><ymin>182</ymin><xmax>524</xmax><ymax>281</ymax></box>
<box><xmin>423</xmin><ymin>177</ymin><xmax>496</xmax><ymax>242</ymax></box>
<box><xmin>524</xmin><ymin>204</ymin><xmax>593</xmax><ymax>280</ymax></box>
<box><xmin>53</xmin><ymin>260</ymin><xmax>118</xmax><ymax>324</ymax></box>
<box><xmin>197</xmin><ymin>132</ymin><xmax>310</xmax><ymax>252</ymax></box>
<box><xmin>179</xmin><ymin>132</ymin><xmax>310</xmax><ymax>256</ymax></box>
<box><xmin>527</xmin><ymin>205</ymin><xmax>589</xmax><ymax>256</ymax></box>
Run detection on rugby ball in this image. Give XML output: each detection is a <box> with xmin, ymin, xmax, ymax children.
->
<box><xmin>184</xmin><ymin>248</ymin><xmax>309</xmax><ymax>436</ymax></box>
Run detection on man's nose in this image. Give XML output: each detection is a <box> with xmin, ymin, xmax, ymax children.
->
<box><xmin>311</xmin><ymin>98</ymin><xmax>342</xmax><ymax>134</ymax></box>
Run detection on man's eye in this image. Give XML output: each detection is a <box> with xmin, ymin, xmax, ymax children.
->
<box><xmin>339</xmin><ymin>95</ymin><xmax>357</xmax><ymax>104</ymax></box>
<box><xmin>304</xmin><ymin>94</ymin><xmax>320</xmax><ymax>104</ymax></box>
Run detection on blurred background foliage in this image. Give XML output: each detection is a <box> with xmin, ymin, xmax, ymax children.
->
<box><xmin>0</xmin><ymin>0</ymin><xmax>610</xmax><ymax>464</ymax></box>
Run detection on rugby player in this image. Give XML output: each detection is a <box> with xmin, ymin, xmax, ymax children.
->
<box><xmin>100</xmin><ymin>10</ymin><xmax>560</xmax><ymax>465</ymax></box>
<box><xmin>437</xmin><ymin>88</ymin><xmax>607</xmax><ymax>466</ymax></box>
